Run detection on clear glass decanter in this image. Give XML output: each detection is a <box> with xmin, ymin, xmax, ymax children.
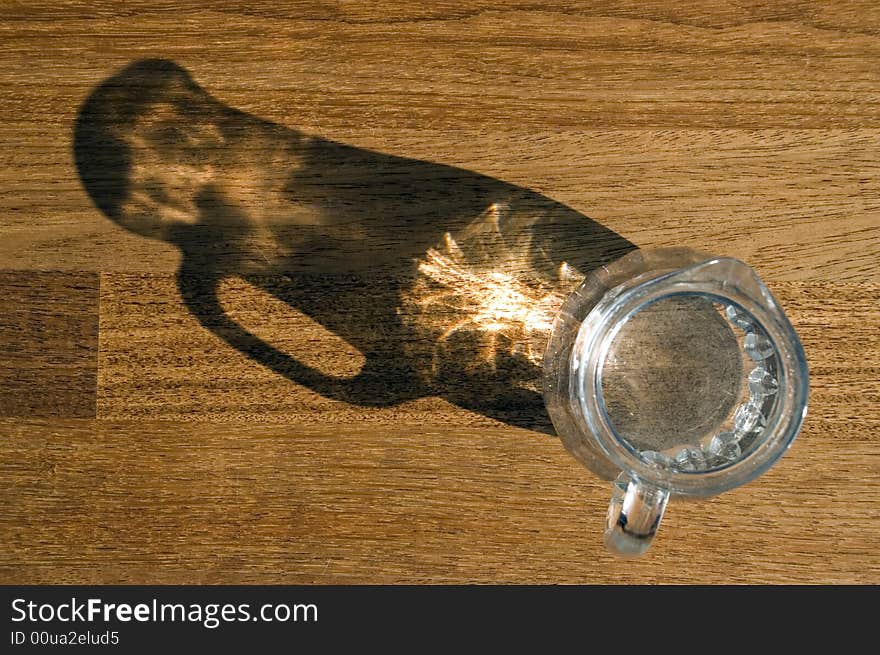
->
<box><xmin>398</xmin><ymin>205</ymin><xmax>808</xmax><ymax>557</ymax></box>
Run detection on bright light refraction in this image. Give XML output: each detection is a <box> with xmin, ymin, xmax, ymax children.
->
<box><xmin>400</xmin><ymin>203</ymin><xmax>582</xmax><ymax>380</ymax></box>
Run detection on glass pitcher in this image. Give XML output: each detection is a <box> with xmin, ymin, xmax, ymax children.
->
<box><xmin>400</xmin><ymin>207</ymin><xmax>809</xmax><ymax>557</ymax></box>
<box><xmin>543</xmin><ymin>247</ymin><xmax>809</xmax><ymax>556</ymax></box>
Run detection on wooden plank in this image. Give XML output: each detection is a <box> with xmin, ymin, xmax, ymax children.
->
<box><xmin>0</xmin><ymin>271</ymin><xmax>99</xmax><ymax>418</ymax></box>
<box><xmin>0</xmin><ymin>4</ymin><xmax>879</xmax><ymax>280</ymax></box>
<box><xmin>97</xmin><ymin>277</ymin><xmax>880</xmax><ymax>424</ymax></box>
<box><xmin>0</xmin><ymin>413</ymin><xmax>876</xmax><ymax>584</ymax></box>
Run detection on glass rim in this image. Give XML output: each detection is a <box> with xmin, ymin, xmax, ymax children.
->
<box><xmin>572</xmin><ymin>257</ymin><xmax>809</xmax><ymax>497</ymax></box>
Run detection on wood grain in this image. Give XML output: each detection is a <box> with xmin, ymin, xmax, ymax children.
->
<box><xmin>0</xmin><ymin>409</ymin><xmax>876</xmax><ymax>585</ymax></box>
<box><xmin>1</xmin><ymin>3</ymin><xmax>879</xmax><ymax>279</ymax></box>
<box><xmin>96</xmin><ymin>277</ymin><xmax>880</xmax><ymax>425</ymax></box>
<box><xmin>0</xmin><ymin>279</ymin><xmax>873</xmax><ymax>583</ymax></box>
<box><xmin>0</xmin><ymin>271</ymin><xmax>99</xmax><ymax>418</ymax></box>
<box><xmin>0</xmin><ymin>1</ymin><xmax>879</xmax><ymax>583</ymax></box>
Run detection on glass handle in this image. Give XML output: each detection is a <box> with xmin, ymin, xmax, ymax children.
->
<box><xmin>604</xmin><ymin>474</ymin><xmax>670</xmax><ymax>557</ymax></box>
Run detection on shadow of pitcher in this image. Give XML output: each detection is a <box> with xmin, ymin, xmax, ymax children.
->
<box><xmin>74</xmin><ymin>59</ymin><xmax>634</xmax><ymax>434</ymax></box>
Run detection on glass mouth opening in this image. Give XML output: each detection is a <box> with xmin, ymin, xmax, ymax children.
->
<box><xmin>573</xmin><ymin>259</ymin><xmax>808</xmax><ymax>497</ymax></box>
<box><xmin>596</xmin><ymin>292</ymin><xmax>782</xmax><ymax>474</ymax></box>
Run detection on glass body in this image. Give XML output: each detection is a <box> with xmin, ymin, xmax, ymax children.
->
<box><xmin>400</xmin><ymin>208</ymin><xmax>809</xmax><ymax>558</ymax></box>
<box><xmin>543</xmin><ymin>248</ymin><xmax>809</xmax><ymax>556</ymax></box>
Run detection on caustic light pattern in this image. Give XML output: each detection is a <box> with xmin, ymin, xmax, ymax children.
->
<box><xmin>399</xmin><ymin>202</ymin><xmax>582</xmax><ymax>384</ymax></box>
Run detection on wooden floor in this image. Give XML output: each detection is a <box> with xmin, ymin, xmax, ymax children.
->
<box><xmin>1</xmin><ymin>1</ymin><xmax>878</xmax><ymax>584</ymax></box>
